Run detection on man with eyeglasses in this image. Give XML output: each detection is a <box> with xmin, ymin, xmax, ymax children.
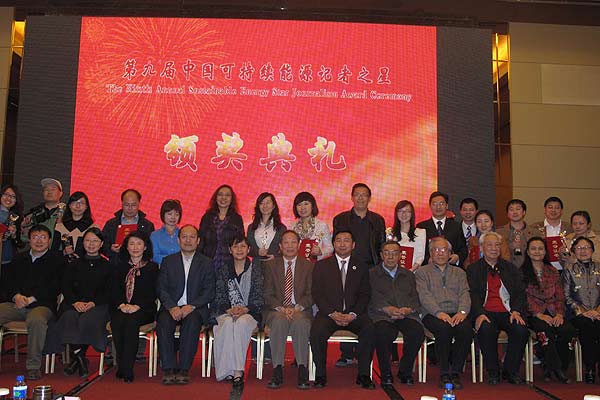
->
<box><xmin>467</xmin><ymin>232</ymin><xmax>529</xmax><ymax>385</ymax></box>
<box><xmin>415</xmin><ymin>237</ymin><xmax>472</xmax><ymax>389</ymax></box>
<box><xmin>20</xmin><ymin>178</ymin><xmax>64</xmax><ymax>244</ymax></box>
<box><xmin>417</xmin><ymin>191</ymin><xmax>467</xmax><ymax>266</ymax></box>
<box><xmin>102</xmin><ymin>188</ymin><xmax>155</xmax><ymax>259</ymax></box>
<box><xmin>0</xmin><ymin>224</ymin><xmax>63</xmax><ymax>380</ymax></box>
<box><xmin>370</xmin><ymin>240</ymin><xmax>424</xmax><ymax>386</ymax></box>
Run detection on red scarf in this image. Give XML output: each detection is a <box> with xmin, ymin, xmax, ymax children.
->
<box><xmin>125</xmin><ymin>259</ymin><xmax>146</xmax><ymax>303</ymax></box>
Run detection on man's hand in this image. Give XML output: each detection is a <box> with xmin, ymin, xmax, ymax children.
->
<box><xmin>14</xmin><ymin>294</ymin><xmax>28</xmax><ymax>309</ymax></box>
<box><xmin>450</xmin><ymin>312</ymin><xmax>467</xmax><ymax>326</ymax></box>
<box><xmin>436</xmin><ymin>312</ymin><xmax>452</xmax><ymax>324</ymax></box>
<box><xmin>180</xmin><ymin>305</ymin><xmax>195</xmax><ymax>319</ymax></box>
<box><xmin>510</xmin><ymin>311</ymin><xmax>525</xmax><ymax>325</ymax></box>
<box><xmin>169</xmin><ymin>306</ymin><xmax>183</xmax><ymax>321</ymax></box>
<box><xmin>475</xmin><ymin>314</ymin><xmax>491</xmax><ymax>331</ymax></box>
<box><xmin>329</xmin><ymin>311</ymin><xmax>346</xmax><ymax>326</ymax></box>
<box><xmin>311</xmin><ymin>244</ymin><xmax>322</xmax><ymax>256</ymax></box>
<box><xmin>73</xmin><ymin>301</ymin><xmax>87</xmax><ymax>313</ymax></box>
<box><xmin>551</xmin><ymin>314</ymin><xmax>564</xmax><ymax>327</ymax></box>
<box><xmin>448</xmin><ymin>254</ymin><xmax>459</xmax><ymax>264</ymax></box>
<box><xmin>283</xmin><ymin>307</ymin><xmax>298</xmax><ymax>320</ymax></box>
<box><xmin>582</xmin><ymin>309</ymin><xmax>600</xmax><ymax>320</ymax></box>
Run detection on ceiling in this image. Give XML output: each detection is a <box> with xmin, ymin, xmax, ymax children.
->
<box><xmin>5</xmin><ymin>0</ymin><xmax>600</xmax><ymax>31</ymax></box>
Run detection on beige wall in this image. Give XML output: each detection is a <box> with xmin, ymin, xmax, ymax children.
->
<box><xmin>0</xmin><ymin>7</ymin><xmax>14</xmax><ymax>171</ymax></box>
<box><xmin>509</xmin><ymin>22</ymin><xmax>600</xmax><ymax>228</ymax></box>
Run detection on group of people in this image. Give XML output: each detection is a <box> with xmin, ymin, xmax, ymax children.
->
<box><xmin>0</xmin><ymin>178</ymin><xmax>598</xmax><ymax>392</ymax></box>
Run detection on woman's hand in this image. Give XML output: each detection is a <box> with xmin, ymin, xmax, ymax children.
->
<box><xmin>311</xmin><ymin>244</ymin><xmax>322</xmax><ymax>256</ymax></box>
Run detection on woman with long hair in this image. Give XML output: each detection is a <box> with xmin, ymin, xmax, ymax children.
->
<box><xmin>391</xmin><ymin>200</ymin><xmax>426</xmax><ymax>270</ymax></box>
<box><xmin>247</xmin><ymin>192</ymin><xmax>286</xmax><ymax>263</ymax></box>
<box><xmin>0</xmin><ymin>184</ymin><xmax>24</xmax><ymax>266</ymax></box>
<box><xmin>53</xmin><ymin>191</ymin><xmax>95</xmax><ymax>258</ymax></box>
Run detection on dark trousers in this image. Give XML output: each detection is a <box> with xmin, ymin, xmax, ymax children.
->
<box><xmin>527</xmin><ymin>315</ymin><xmax>576</xmax><ymax>372</ymax></box>
<box><xmin>477</xmin><ymin>311</ymin><xmax>529</xmax><ymax>375</ymax></box>
<box><xmin>309</xmin><ymin>314</ymin><xmax>374</xmax><ymax>377</ymax></box>
<box><xmin>157</xmin><ymin>309</ymin><xmax>204</xmax><ymax>371</ymax></box>
<box><xmin>111</xmin><ymin>310</ymin><xmax>154</xmax><ymax>377</ymax></box>
<box><xmin>572</xmin><ymin>315</ymin><xmax>600</xmax><ymax>371</ymax></box>
<box><xmin>374</xmin><ymin>318</ymin><xmax>424</xmax><ymax>378</ymax></box>
<box><xmin>423</xmin><ymin>314</ymin><xmax>473</xmax><ymax>376</ymax></box>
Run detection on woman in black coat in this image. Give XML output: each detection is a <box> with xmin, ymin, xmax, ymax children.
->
<box><xmin>110</xmin><ymin>231</ymin><xmax>158</xmax><ymax>383</ymax></box>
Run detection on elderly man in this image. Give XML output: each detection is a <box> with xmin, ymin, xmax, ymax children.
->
<box><xmin>157</xmin><ymin>225</ymin><xmax>215</xmax><ymax>385</ymax></box>
<box><xmin>0</xmin><ymin>225</ymin><xmax>63</xmax><ymax>380</ymax></box>
<box><xmin>21</xmin><ymin>178</ymin><xmax>63</xmax><ymax>243</ymax></box>
<box><xmin>263</xmin><ymin>230</ymin><xmax>313</xmax><ymax>390</ymax></box>
<box><xmin>102</xmin><ymin>188</ymin><xmax>155</xmax><ymax>258</ymax></box>
<box><xmin>417</xmin><ymin>191</ymin><xmax>467</xmax><ymax>266</ymax></box>
<box><xmin>415</xmin><ymin>237</ymin><xmax>472</xmax><ymax>389</ymax></box>
<box><xmin>310</xmin><ymin>230</ymin><xmax>375</xmax><ymax>389</ymax></box>
<box><xmin>467</xmin><ymin>232</ymin><xmax>529</xmax><ymax>385</ymax></box>
<box><xmin>370</xmin><ymin>241</ymin><xmax>424</xmax><ymax>386</ymax></box>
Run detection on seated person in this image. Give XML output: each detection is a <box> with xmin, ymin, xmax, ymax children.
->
<box><xmin>263</xmin><ymin>230</ymin><xmax>313</xmax><ymax>390</ymax></box>
<box><xmin>416</xmin><ymin>238</ymin><xmax>472</xmax><ymax>389</ymax></box>
<box><xmin>212</xmin><ymin>235</ymin><xmax>263</xmax><ymax>386</ymax></box>
<box><xmin>0</xmin><ymin>224</ymin><xmax>63</xmax><ymax>380</ymax></box>
<box><xmin>157</xmin><ymin>225</ymin><xmax>215</xmax><ymax>385</ymax></box>
<box><xmin>310</xmin><ymin>230</ymin><xmax>375</xmax><ymax>389</ymax></box>
<box><xmin>467</xmin><ymin>232</ymin><xmax>529</xmax><ymax>385</ymax></box>
<box><xmin>370</xmin><ymin>241</ymin><xmax>424</xmax><ymax>386</ymax></box>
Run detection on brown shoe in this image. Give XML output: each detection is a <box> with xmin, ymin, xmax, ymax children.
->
<box><xmin>26</xmin><ymin>369</ymin><xmax>42</xmax><ymax>380</ymax></box>
<box><xmin>161</xmin><ymin>369</ymin><xmax>176</xmax><ymax>385</ymax></box>
<box><xmin>175</xmin><ymin>369</ymin><xmax>190</xmax><ymax>385</ymax></box>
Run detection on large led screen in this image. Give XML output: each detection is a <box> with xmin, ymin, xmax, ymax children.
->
<box><xmin>70</xmin><ymin>18</ymin><xmax>437</xmax><ymax>226</ymax></box>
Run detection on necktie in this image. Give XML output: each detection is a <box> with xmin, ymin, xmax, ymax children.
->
<box><xmin>340</xmin><ymin>260</ymin><xmax>347</xmax><ymax>289</ymax></box>
<box><xmin>466</xmin><ymin>225</ymin><xmax>472</xmax><ymax>241</ymax></box>
<box><xmin>283</xmin><ymin>261</ymin><xmax>293</xmax><ymax>306</ymax></box>
<box><xmin>437</xmin><ymin>220</ymin><xmax>444</xmax><ymax>236</ymax></box>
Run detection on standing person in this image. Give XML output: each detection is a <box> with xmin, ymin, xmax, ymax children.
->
<box><xmin>157</xmin><ymin>225</ymin><xmax>215</xmax><ymax>385</ymax></box>
<box><xmin>371</xmin><ymin>241</ymin><xmax>424</xmax><ymax>386</ymax></box>
<box><xmin>290</xmin><ymin>192</ymin><xmax>333</xmax><ymax>261</ymax></box>
<box><xmin>263</xmin><ymin>230</ymin><xmax>313</xmax><ymax>390</ymax></box>
<box><xmin>527</xmin><ymin>196</ymin><xmax>572</xmax><ymax>271</ymax></box>
<box><xmin>310</xmin><ymin>231</ymin><xmax>375</xmax><ymax>389</ymax></box>
<box><xmin>44</xmin><ymin>227</ymin><xmax>111</xmax><ymax>377</ymax></box>
<box><xmin>150</xmin><ymin>199</ymin><xmax>182</xmax><ymax>265</ymax></box>
<box><xmin>53</xmin><ymin>191</ymin><xmax>95</xmax><ymax>258</ymax></box>
<box><xmin>0</xmin><ymin>225</ymin><xmax>63</xmax><ymax>380</ymax></box>
<box><xmin>416</xmin><ymin>238</ymin><xmax>472</xmax><ymax>389</ymax></box>
<box><xmin>465</xmin><ymin>210</ymin><xmax>510</xmax><ymax>268</ymax></box>
<box><xmin>417</xmin><ymin>191</ymin><xmax>467</xmax><ymax>266</ymax></box>
<box><xmin>102</xmin><ymin>189</ymin><xmax>155</xmax><ymax>259</ymax></box>
<box><xmin>467</xmin><ymin>232</ymin><xmax>529</xmax><ymax>385</ymax></box>
<box><xmin>212</xmin><ymin>235</ymin><xmax>263</xmax><ymax>386</ymax></box>
<box><xmin>332</xmin><ymin>183</ymin><xmax>384</xmax><ymax>367</ymax></box>
<box><xmin>198</xmin><ymin>184</ymin><xmax>244</xmax><ymax>270</ymax></box>
<box><xmin>562</xmin><ymin>211</ymin><xmax>600</xmax><ymax>268</ymax></box>
<box><xmin>21</xmin><ymin>178</ymin><xmax>64</xmax><ymax>244</ymax></box>
<box><xmin>110</xmin><ymin>231</ymin><xmax>159</xmax><ymax>383</ymax></box>
<box><xmin>459</xmin><ymin>198</ymin><xmax>479</xmax><ymax>244</ymax></box>
<box><xmin>247</xmin><ymin>192</ymin><xmax>286</xmax><ymax>263</ymax></box>
<box><xmin>562</xmin><ymin>236</ymin><xmax>600</xmax><ymax>383</ymax></box>
<box><xmin>497</xmin><ymin>199</ymin><xmax>530</xmax><ymax>267</ymax></box>
<box><xmin>522</xmin><ymin>237</ymin><xmax>575</xmax><ymax>384</ymax></box>
<box><xmin>0</xmin><ymin>184</ymin><xmax>24</xmax><ymax>267</ymax></box>
<box><xmin>391</xmin><ymin>200</ymin><xmax>426</xmax><ymax>270</ymax></box>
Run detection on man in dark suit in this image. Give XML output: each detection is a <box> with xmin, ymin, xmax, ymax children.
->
<box><xmin>309</xmin><ymin>230</ymin><xmax>375</xmax><ymax>389</ymax></box>
<box><xmin>264</xmin><ymin>230</ymin><xmax>313</xmax><ymax>390</ymax></box>
<box><xmin>157</xmin><ymin>224</ymin><xmax>215</xmax><ymax>385</ymax></box>
<box><xmin>417</xmin><ymin>191</ymin><xmax>467</xmax><ymax>266</ymax></box>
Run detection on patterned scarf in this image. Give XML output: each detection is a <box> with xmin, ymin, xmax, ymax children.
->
<box><xmin>125</xmin><ymin>259</ymin><xmax>147</xmax><ymax>303</ymax></box>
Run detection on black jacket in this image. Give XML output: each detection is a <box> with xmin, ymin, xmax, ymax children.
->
<box><xmin>466</xmin><ymin>257</ymin><xmax>526</xmax><ymax>317</ymax></box>
<box><xmin>332</xmin><ymin>209</ymin><xmax>385</xmax><ymax>266</ymax></box>
<box><xmin>417</xmin><ymin>218</ymin><xmax>468</xmax><ymax>266</ymax></box>
<box><xmin>198</xmin><ymin>210</ymin><xmax>244</xmax><ymax>260</ymax></box>
<box><xmin>102</xmin><ymin>210</ymin><xmax>155</xmax><ymax>258</ymax></box>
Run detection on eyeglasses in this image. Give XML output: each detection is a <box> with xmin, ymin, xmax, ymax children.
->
<box><xmin>1</xmin><ymin>193</ymin><xmax>16</xmax><ymax>199</ymax></box>
<box><xmin>575</xmin><ymin>246</ymin><xmax>592</xmax><ymax>251</ymax></box>
<box><xmin>31</xmin><ymin>234</ymin><xmax>48</xmax><ymax>240</ymax></box>
<box><xmin>431</xmin><ymin>202</ymin><xmax>446</xmax><ymax>207</ymax></box>
<box><xmin>432</xmin><ymin>248</ymin><xmax>449</xmax><ymax>253</ymax></box>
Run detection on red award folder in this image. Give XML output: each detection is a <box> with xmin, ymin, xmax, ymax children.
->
<box><xmin>545</xmin><ymin>236</ymin><xmax>561</xmax><ymax>262</ymax></box>
<box><xmin>399</xmin><ymin>246</ymin><xmax>414</xmax><ymax>269</ymax></box>
<box><xmin>468</xmin><ymin>245</ymin><xmax>481</xmax><ymax>265</ymax></box>
<box><xmin>116</xmin><ymin>224</ymin><xmax>137</xmax><ymax>245</ymax></box>
<box><xmin>0</xmin><ymin>223</ymin><xmax>8</xmax><ymax>235</ymax></box>
<box><xmin>299</xmin><ymin>239</ymin><xmax>317</xmax><ymax>261</ymax></box>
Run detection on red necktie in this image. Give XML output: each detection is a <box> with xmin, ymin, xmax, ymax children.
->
<box><xmin>283</xmin><ymin>260</ymin><xmax>293</xmax><ymax>306</ymax></box>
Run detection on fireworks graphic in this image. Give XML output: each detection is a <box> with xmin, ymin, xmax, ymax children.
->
<box><xmin>77</xmin><ymin>17</ymin><xmax>229</xmax><ymax>138</ymax></box>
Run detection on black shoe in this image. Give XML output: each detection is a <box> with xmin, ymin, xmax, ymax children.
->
<box><xmin>116</xmin><ymin>370</ymin><xmax>124</xmax><ymax>380</ymax></box>
<box><xmin>267</xmin><ymin>365</ymin><xmax>283</xmax><ymax>389</ymax></box>
<box><xmin>552</xmin><ymin>369</ymin><xmax>571</xmax><ymax>384</ymax></box>
<box><xmin>487</xmin><ymin>370</ymin><xmax>500</xmax><ymax>385</ymax></box>
<box><xmin>63</xmin><ymin>358</ymin><xmax>79</xmax><ymax>376</ymax></box>
<box><xmin>502</xmin><ymin>371</ymin><xmax>522</xmax><ymax>384</ymax></box>
<box><xmin>313</xmin><ymin>376</ymin><xmax>327</xmax><ymax>388</ymax></box>
<box><xmin>175</xmin><ymin>369</ymin><xmax>190</xmax><ymax>385</ymax></box>
<box><xmin>380</xmin><ymin>374</ymin><xmax>394</xmax><ymax>387</ymax></box>
<box><xmin>398</xmin><ymin>374</ymin><xmax>414</xmax><ymax>385</ymax></box>
<box><xmin>76</xmin><ymin>353</ymin><xmax>90</xmax><ymax>378</ymax></box>
<box><xmin>439</xmin><ymin>374</ymin><xmax>451</xmax><ymax>389</ymax></box>
<box><xmin>585</xmin><ymin>370</ymin><xmax>595</xmax><ymax>384</ymax></box>
<box><xmin>297</xmin><ymin>365</ymin><xmax>309</xmax><ymax>390</ymax></box>
<box><xmin>543</xmin><ymin>369</ymin><xmax>552</xmax><ymax>382</ymax></box>
<box><xmin>356</xmin><ymin>375</ymin><xmax>376</xmax><ymax>390</ymax></box>
<box><xmin>335</xmin><ymin>357</ymin><xmax>354</xmax><ymax>367</ymax></box>
<box><xmin>232</xmin><ymin>372</ymin><xmax>244</xmax><ymax>387</ymax></box>
<box><xmin>451</xmin><ymin>374</ymin><xmax>463</xmax><ymax>390</ymax></box>
<box><xmin>162</xmin><ymin>369</ymin><xmax>176</xmax><ymax>385</ymax></box>
<box><xmin>123</xmin><ymin>375</ymin><xmax>134</xmax><ymax>383</ymax></box>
